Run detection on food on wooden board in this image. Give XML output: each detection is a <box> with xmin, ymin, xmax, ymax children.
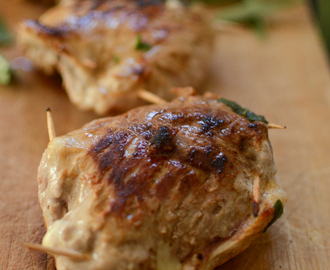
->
<box><xmin>36</xmin><ymin>88</ymin><xmax>287</xmax><ymax>270</ymax></box>
<box><xmin>18</xmin><ymin>0</ymin><xmax>214</xmax><ymax>114</ymax></box>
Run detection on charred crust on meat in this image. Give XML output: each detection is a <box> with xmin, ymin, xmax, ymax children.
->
<box><xmin>86</xmin><ymin>98</ymin><xmax>269</xmax><ymax>216</ymax></box>
<box><xmin>24</xmin><ymin>0</ymin><xmax>167</xmax><ymax>40</ymax></box>
<box><xmin>238</xmin><ymin>136</ymin><xmax>251</xmax><ymax>153</ymax></box>
<box><xmin>248</xmin><ymin>123</ymin><xmax>257</xmax><ymax>128</ymax></box>
<box><xmin>134</xmin><ymin>0</ymin><xmax>165</xmax><ymax>7</ymax></box>
<box><xmin>212</xmin><ymin>154</ymin><xmax>228</xmax><ymax>172</ymax></box>
<box><xmin>199</xmin><ymin>116</ymin><xmax>224</xmax><ymax>134</ymax></box>
<box><xmin>141</xmin><ymin>125</ymin><xmax>155</xmax><ymax>140</ymax></box>
<box><xmin>170</xmin><ymin>113</ymin><xmax>184</xmax><ymax>121</ymax></box>
<box><xmin>148</xmin><ymin>126</ymin><xmax>175</xmax><ymax>154</ymax></box>
<box><xmin>36</xmin><ymin>93</ymin><xmax>285</xmax><ymax>270</ymax></box>
<box><xmin>24</xmin><ymin>20</ymin><xmax>68</xmax><ymax>38</ymax></box>
<box><xmin>186</xmin><ymin>147</ymin><xmax>228</xmax><ymax>174</ymax></box>
<box><xmin>100</xmin><ymin>132</ymin><xmax>127</xmax><ymax>170</ymax></box>
<box><xmin>89</xmin><ymin>131</ymin><xmax>128</xmax><ymax>172</ymax></box>
<box><xmin>108</xmin><ymin>157</ymin><xmax>163</xmax><ymax>213</ymax></box>
<box><xmin>92</xmin><ymin>129</ymin><xmax>114</xmax><ymax>153</ymax></box>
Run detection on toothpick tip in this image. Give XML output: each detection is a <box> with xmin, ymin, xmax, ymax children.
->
<box><xmin>252</xmin><ymin>175</ymin><xmax>260</xmax><ymax>217</ymax></box>
<box><xmin>267</xmin><ymin>123</ymin><xmax>286</xmax><ymax>129</ymax></box>
<box><xmin>24</xmin><ymin>243</ymin><xmax>91</xmax><ymax>260</ymax></box>
<box><xmin>46</xmin><ymin>108</ymin><xmax>56</xmax><ymax>140</ymax></box>
<box><xmin>137</xmin><ymin>89</ymin><xmax>167</xmax><ymax>105</ymax></box>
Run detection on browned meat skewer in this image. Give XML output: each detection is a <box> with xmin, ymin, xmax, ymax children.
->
<box><xmin>18</xmin><ymin>0</ymin><xmax>214</xmax><ymax>114</ymax></box>
<box><xmin>37</xmin><ymin>88</ymin><xmax>286</xmax><ymax>270</ymax></box>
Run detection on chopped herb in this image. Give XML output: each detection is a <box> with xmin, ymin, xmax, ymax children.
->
<box><xmin>263</xmin><ymin>199</ymin><xmax>284</xmax><ymax>232</ymax></box>
<box><xmin>112</xmin><ymin>56</ymin><xmax>120</xmax><ymax>64</ymax></box>
<box><xmin>135</xmin><ymin>34</ymin><xmax>152</xmax><ymax>51</ymax></box>
<box><xmin>218</xmin><ymin>98</ymin><xmax>268</xmax><ymax>123</ymax></box>
<box><xmin>0</xmin><ymin>53</ymin><xmax>11</xmax><ymax>85</ymax></box>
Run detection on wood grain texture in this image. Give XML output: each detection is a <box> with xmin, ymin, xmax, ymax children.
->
<box><xmin>1</xmin><ymin>2</ymin><xmax>330</xmax><ymax>270</ymax></box>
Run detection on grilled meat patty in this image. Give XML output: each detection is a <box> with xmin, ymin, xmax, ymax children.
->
<box><xmin>37</xmin><ymin>89</ymin><xmax>286</xmax><ymax>270</ymax></box>
<box><xmin>18</xmin><ymin>0</ymin><xmax>214</xmax><ymax>114</ymax></box>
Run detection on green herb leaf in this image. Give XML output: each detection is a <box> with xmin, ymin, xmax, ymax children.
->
<box><xmin>263</xmin><ymin>199</ymin><xmax>284</xmax><ymax>232</ymax></box>
<box><xmin>135</xmin><ymin>34</ymin><xmax>152</xmax><ymax>51</ymax></box>
<box><xmin>0</xmin><ymin>15</ymin><xmax>12</xmax><ymax>46</ymax></box>
<box><xmin>0</xmin><ymin>53</ymin><xmax>11</xmax><ymax>85</ymax></box>
<box><xmin>112</xmin><ymin>56</ymin><xmax>120</xmax><ymax>64</ymax></box>
<box><xmin>218</xmin><ymin>98</ymin><xmax>268</xmax><ymax>123</ymax></box>
<box><xmin>215</xmin><ymin>0</ymin><xmax>304</xmax><ymax>37</ymax></box>
<box><xmin>315</xmin><ymin>0</ymin><xmax>330</xmax><ymax>57</ymax></box>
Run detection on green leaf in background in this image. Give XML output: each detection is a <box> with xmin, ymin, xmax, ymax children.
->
<box><xmin>0</xmin><ymin>14</ymin><xmax>12</xmax><ymax>46</ymax></box>
<box><xmin>216</xmin><ymin>0</ymin><xmax>301</xmax><ymax>22</ymax></box>
<box><xmin>0</xmin><ymin>53</ymin><xmax>11</xmax><ymax>85</ymax></box>
<box><xmin>135</xmin><ymin>34</ymin><xmax>152</xmax><ymax>51</ymax></box>
<box><xmin>313</xmin><ymin>0</ymin><xmax>330</xmax><ymax>57</ymax></box>
<box><xmin>214</xmin><ymin>0</ymin><xmax>305</xmax><ymax>38</ymax></box>
<box><xmin>0</xmin><ymin>14</ymin><xmax>12</xmax><ymax>85</ymax></box>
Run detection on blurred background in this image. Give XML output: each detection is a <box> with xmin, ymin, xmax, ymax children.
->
<box><xmin>1</xmin><ymin>1</ymin><xmax>330</xmax><ymax>270</ymax></box>
<box><xmin>1</xmin><ymin>0</ymin><xmax>329</xmax><ymax>85</ymax></box>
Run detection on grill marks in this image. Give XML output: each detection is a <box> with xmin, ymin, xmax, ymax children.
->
<box><xmin>92</xmin><ymin>132</ymin><xmax>128</xmax><ymax>172</ymax></box>
<box><xmin>24</xmin><ymin>20</ymin><xmax>68</xmax><ymax>38</ymax></box>
<box><xmin>199</xmin><ymin>116</ymin><xmax>225</xmax><ymax>136</ymax></box>
<box><xmin>89</xmin><ymin>127</ymin><xmax>163</xmax><ymax>213</ymax></box>
<box><xmin>185</xmin><ymin>146</ymin><xmax>228</xmax><ymax>174</ymax></box>
<box><xmin>29</xmin><ymin>0</ymin><xmax>164</xmax><ymax>39</ymax></box>
<box><xmin>92</xmin><ymin>129</ymin><xmax>114</xmax><ymax>154</ymax></box>
<box><xmin>88</xmin><ymin>104</ymin><xmax>266</xmax><ymax>214</ymax></box>
<box><xmin>148</xmin><ymin>126</ymin><xmax>175</xmax><ymax>154</ymax></box>
<box><xmin>110</xmin><ymin>157</ymin><xmax>163</xmax><ymax>213</ymax></box>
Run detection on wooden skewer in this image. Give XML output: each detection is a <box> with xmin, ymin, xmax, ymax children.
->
<box><xmin>24</xmin><ymin>243</ymin><xmax>91</xmax><ymax>260</ymax></box>
<box><xmin>137</xmin><ymin>89</ymin><xmax>167</xmax><ymax>105</ymax></box>
<box><xmin>137</xmin><ymin>90</ymin><xmax>286</xmax><ymax>130</ymax></box>
<box><xmin>267</xmin><ymin>123</ymin><xmax>286</xmax><ymax>129</ymax></box>
<box><xmin>46</xmin><ymin>108</ymin><xmax>56</xmax><ymax>141</ymax></box>
<box><xmin>252</xmin><ymin>175</ymin><xmax>260</xmax><ymax>217</ymax></box>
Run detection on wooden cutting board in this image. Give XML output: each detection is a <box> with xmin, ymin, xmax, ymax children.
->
<box><xmin>1</xmin><ymin>2</ymin><xmax>330</xmax><ymax>269</ymax></box>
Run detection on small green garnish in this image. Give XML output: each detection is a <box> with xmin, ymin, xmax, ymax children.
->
<box><xmin>135</xmin><ymin>34</ymin><xmax>152</xmax><ymax>51</ymax></box>
<box><xmin>0</xmin><ymin>53</ymin><xmax>11</xmax><ymax>85</ymax></box>
<box><xmin>218</xmin><ymin>98</ymin><xmax>268</xmax><ymax>123</ymax></box>
<box><xmin>112</xmin><ymin>56</ymin><xmax>120</xmax><ymax>64</ymax></box>
<box><xmin>0</xmin><ymin>15</ymin><xmax>12</xmax><ymax>85</ymax></box>
<box><xmin>209</xmin><ymin>0</ymin><xmax>303</xmax><ymax>38</ymax></box>
<box><xmin>263</xmin><ymin>199</ymin><xmax>284</xmax><ymax>232</ymax></box>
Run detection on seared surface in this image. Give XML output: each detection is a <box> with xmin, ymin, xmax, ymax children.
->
<box><xmin>18</xmin><ymin>0</ymin><xmax>214</xmax><ymax>114</ymax></box>
<box><xmin>37</xmin><ymin>91</ymin><xmax>286</xmax><ymax>270</ymax></box>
